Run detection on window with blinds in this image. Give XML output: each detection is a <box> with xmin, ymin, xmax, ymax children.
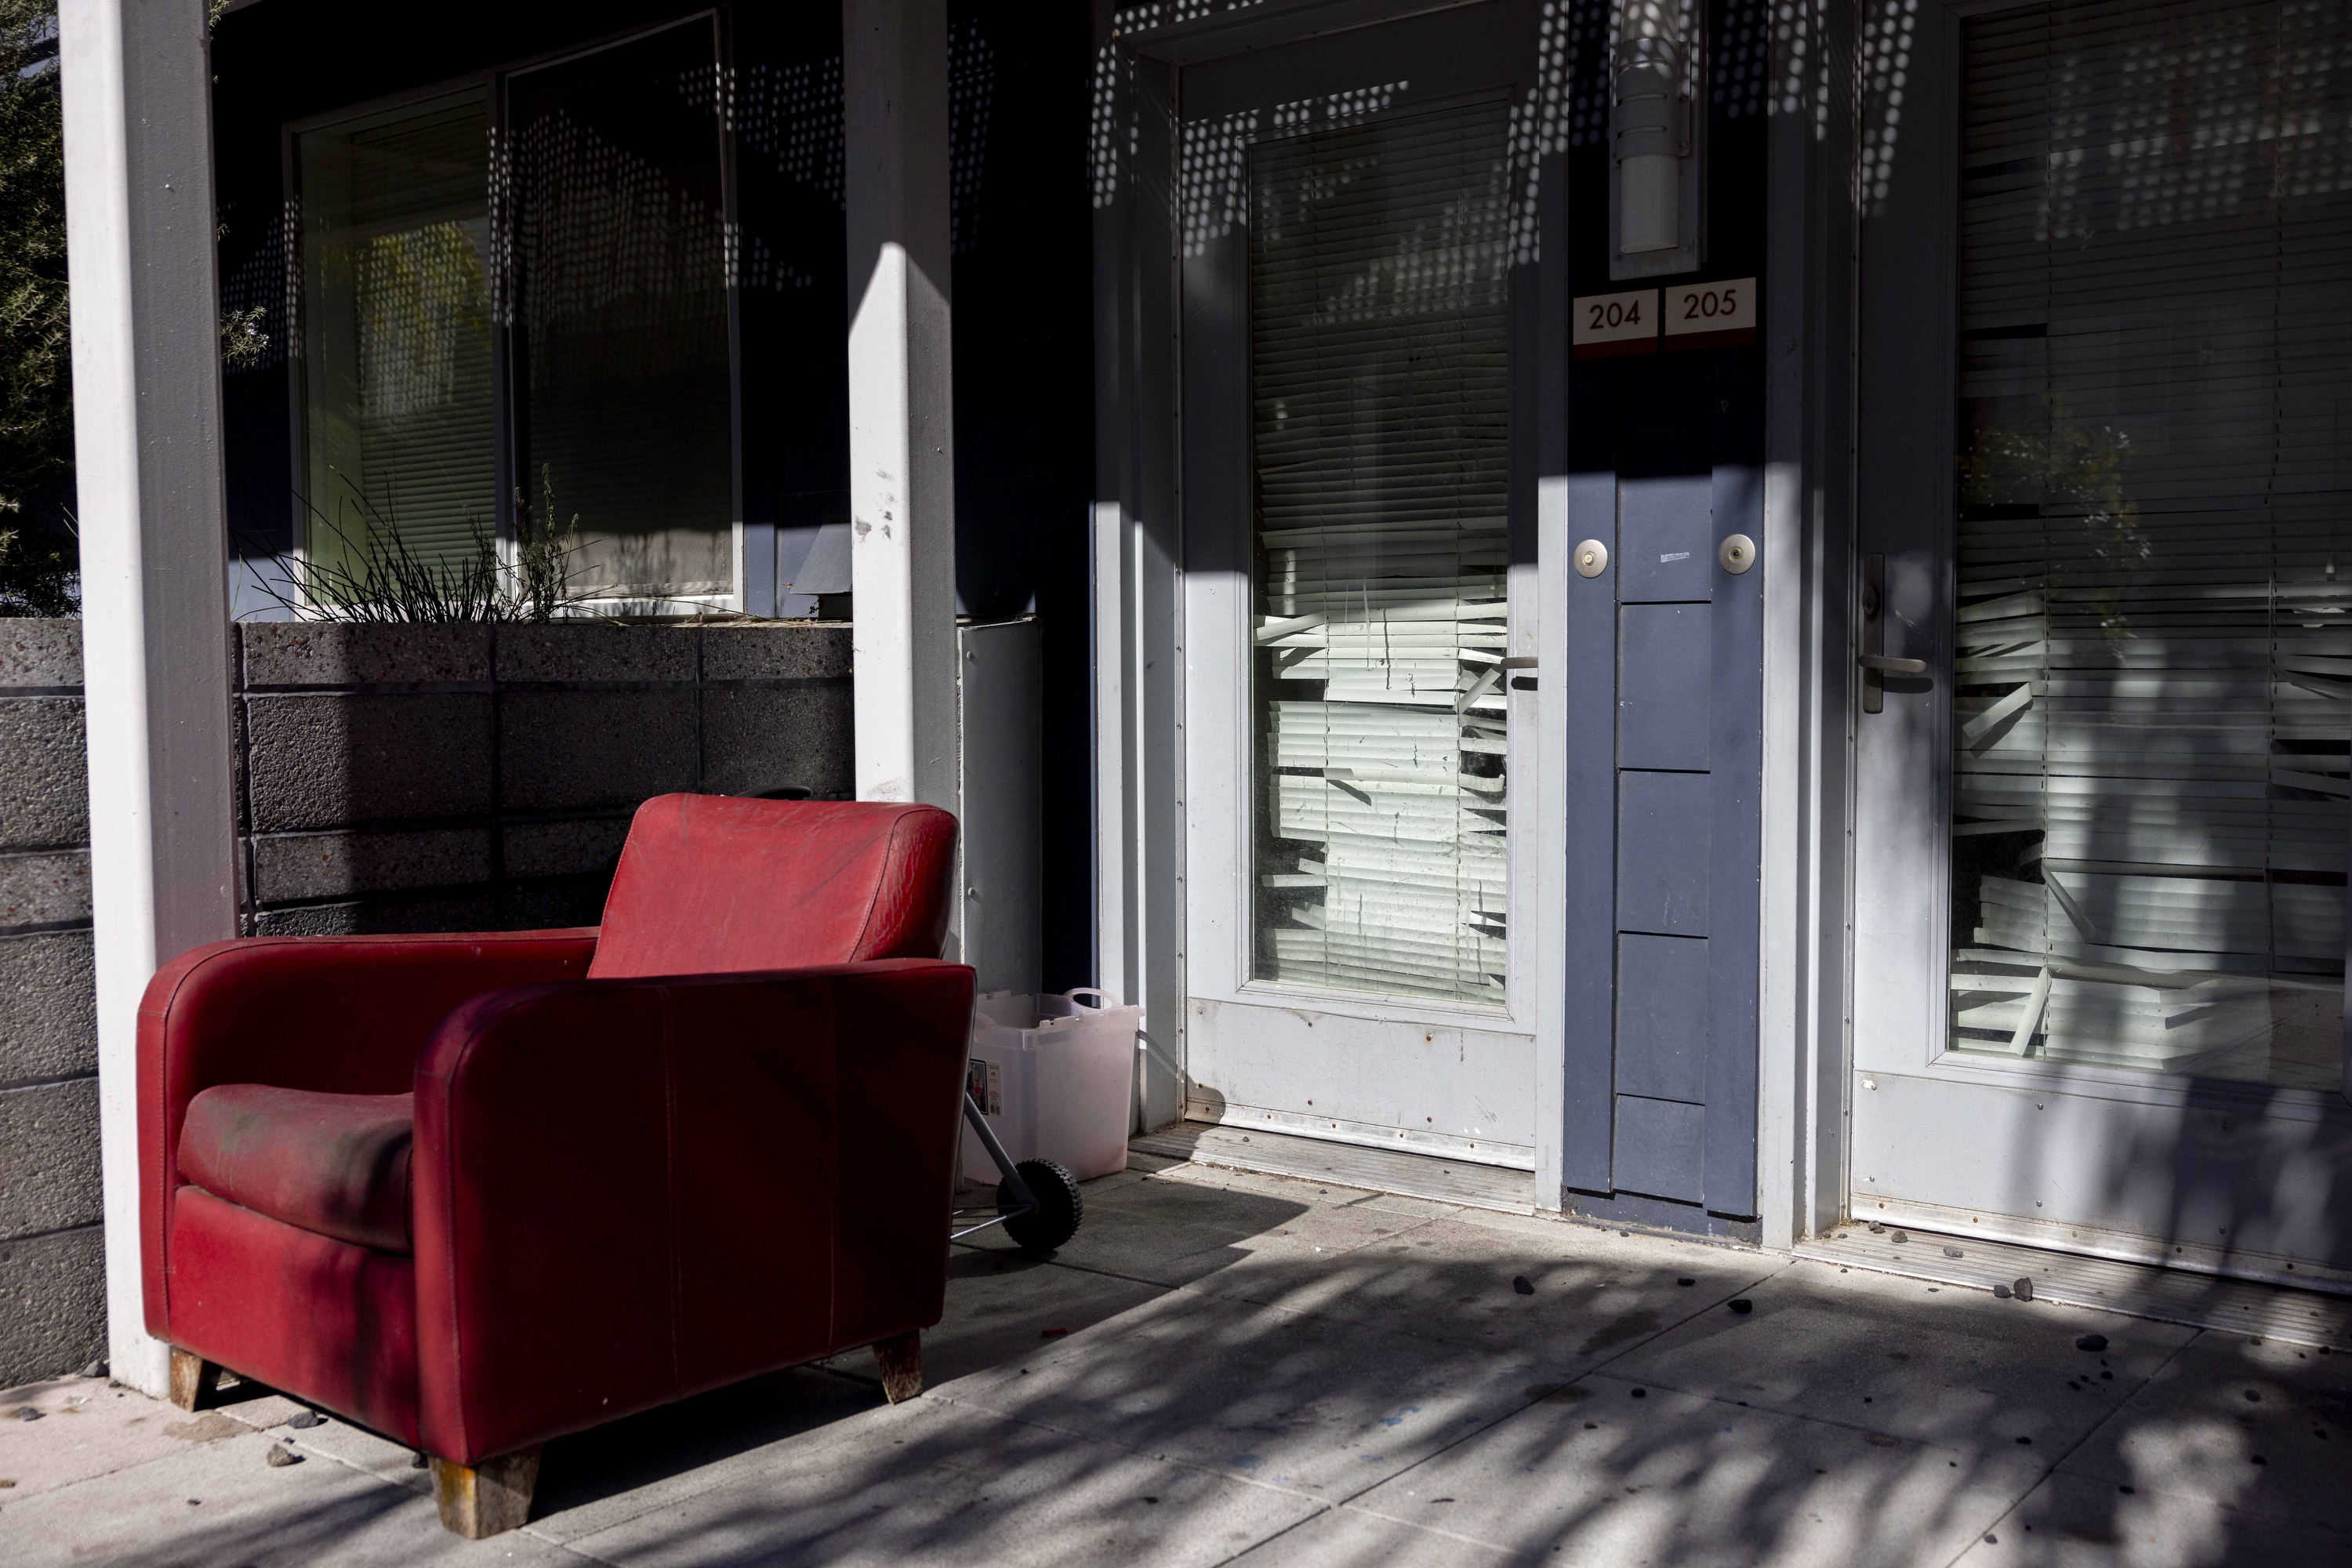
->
<box><xmin>298</xmin><ymin>92</ymin><xmax>497</xmax><ymax>580</ymax></box>
<box><xmin>509</xmin><ymin>18</ymin><xmax>734</xmax><ymax>601</ymax></box>
<box><xmin>1247</xmin><ymin>100</ymin><xmax>1514</xmax><ymax>1006</ymax></box>
<box><xmin>1949</xmin><ymin>0</ymin><xmax>2352</xmax><ymax>1091</ymax></box>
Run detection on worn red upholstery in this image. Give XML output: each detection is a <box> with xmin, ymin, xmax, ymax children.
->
<box><xmin>180</xmin><ymin>1086</ymin><xmax>415</xmax><ymax>1253</ymax></box>
<box><xmin>139</xmin><ymin>796</ymin><xmax>967</xmax><ymax>1469</ymax></box>
<box><xmin>590</xmin><ymin>794</ymin><xmax>956</xmax><ymax>979</ymax></box>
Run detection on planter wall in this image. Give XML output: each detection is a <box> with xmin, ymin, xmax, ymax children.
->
<box><xmin>236</xmin><ymin>622</ymin><xmax>851</xmax><ymax>933</ymax></box>
<box><xmin>0</xmin><ymin>619</ymin><xmax>851</xmax><ymax>1385</ymax></box>
<box><xmin>0</xmin><ymin>620</ymin><xmax>100</xmax><ymax>1387</ymax></box>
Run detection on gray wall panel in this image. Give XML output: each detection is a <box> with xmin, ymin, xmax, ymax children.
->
<box><xmin>1618</xmin><ymin>604</ymin><xmax>1711</xmax><ymax>772</ymax></box>
<box><xmin>1561</xmin><ymin>468</ymin><xmax>1621</xmax><ymax>1193</ymax></box>
<box><xmin>1613</xmin><ymin>1093</ymin><xmax>1707</xmax><ymax>1203</ymax></box>
<box><xmin>1705</xmin><ymin>462</ymin><xmax>1766</xmax><ymax>1218</ymax></box>
<box><xmin>1617</xmin><ymin>770</ymin><xmax>1710</xmax><ymax>937</ymax></box>
<box><xmin>1617</xmin><ymin>475</ymin><xmax>1715</xmax><ymax>604</ymax></box>
<box><xmin>1616</xmin><ymin>933</ymin><xmax>1708</xmax><ymax>1102</ymax></box>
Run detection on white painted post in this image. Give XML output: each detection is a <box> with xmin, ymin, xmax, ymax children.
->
<box><xmin>842</xmin><ymin>0</ymin><xmax>956</xmax><ymax>811</ymax></box>
<box><xmin>58</xmin><ymin>0</ymin><xmax>241</xmax><ymax>1396</ymax></box>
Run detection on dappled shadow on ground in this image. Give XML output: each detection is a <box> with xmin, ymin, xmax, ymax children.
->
<box><xmin>514</xmin><ymin>1165</ymin><xmax>2351</xmax><ymax>1566</ymax></box>
<box><xmin>31</xmin><ymin>1163</ymin><xmax>2352</xmax><ymax>1567</ymax></box>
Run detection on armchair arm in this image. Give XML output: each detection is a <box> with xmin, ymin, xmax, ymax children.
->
<box><xmin>140</xmin><ymin>930</ymin><xmax>598</xmax><ymax>1338</ymax></box>
<box><xmin>409</xmin><ymin>958</ymin><xmax>974</xmax><ymax>1465</ymax></box>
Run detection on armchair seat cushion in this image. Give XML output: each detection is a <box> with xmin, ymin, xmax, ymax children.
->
<box><xmin>179</xmin><ymin>1085</ymin><xmax>415</xmax><ymax>1254</ymax></box>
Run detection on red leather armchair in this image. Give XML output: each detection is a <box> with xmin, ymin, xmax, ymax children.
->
<box><xmin>139</xmin><ymin>795</ymin><xmax>967</xmax><ymax>1537</ymax></box>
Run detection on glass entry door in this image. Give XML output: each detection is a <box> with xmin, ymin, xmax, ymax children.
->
<box><xmin>1852</xmin><ymin>0</ymin><xmax>2352</xmax><ymax>1282</ymax></box>
<box><xmin>1177</xmin><ymin>2</ymin><xmax>1541</xmax><ymax>1170</ymax></box>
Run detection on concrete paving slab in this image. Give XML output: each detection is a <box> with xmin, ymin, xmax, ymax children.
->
<box><xmin>2053</xmin><ymin>1330</ymin><xmax>2352</xmax><ymax>1524</ymax></box>
<box><xmin>527</xmin><ymin>1367</ymin><xmax>889</xmax><ymax>1543</ymax></box>
<box><xmin>1229</xmin><ymin>1503</ymin><xmax>1532</xmax><ymax>1565</ymax></box>
<box><xmin>271</xmin><ymin>1411</ymin><xmax>434</xmax><ymax>1496</ymax></box>
<box><xmin>1333</xmin><ymin>1372</ymin><xmax>2043</xmax><ymax>1568</ymax></box>
<box><xmin>956</xmin><ymin>1165</ymin><xmax>1428</xmax><ymax>1294</ymax></box>
<box><xmin>1348</xmin><ymin>1191</ymin><xmax>1472</xmax><ymax>1224</ymax></box>
<box><xmin>213</xmin><ymin>1388</ymin><xmax>307</xmax><ymax>1429</ymax></box>
<box><xmin>1226</xmin><ymin>1213</ymin><xmax>1781</xmax><ymax>1359</ymax></box>
<box><xmin>1950</xmin><ymin>1467</ymin><xmax>2352</xmax><ymax>1567</ymax></box>
<box><xmin>556</xmin><ymin>1390</ymin><xmax>1323</xmax><ymax>1568</ymax></box>
<box><xmin>936</xmin><ymin>1286</ymin><xmax>1548</xmax><ymax>1499</ymax></box>
<box><xmin>0</xmin><ymin>1377</ymin><xmax>246</xmax><ymax>1500</ymax></box>
<box><xmin>1134</xmin><ymin>1160</ymin><xmax>1388</xmax><ymax>1210</ymax></box>
<box><xmin>1605</xmin><ymin>1255</ymin><xmax>2200</xmax><ymax>1452</ymax></box>
<box><xmin>0</xmin><ymin>1414</ymin><xmax>581</xmax><ymax>1568</ymax></box>
<box><xmin>893</xmin><ymin>1247</ymin><xmax>1171</xmax><ymax>1388</ymax></box>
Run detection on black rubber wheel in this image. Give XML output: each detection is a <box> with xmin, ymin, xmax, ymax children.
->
<box><xmin>998</xmin><ymin>1159</ymin><xmax>1083</xmax><ymax>1254</ymax></box>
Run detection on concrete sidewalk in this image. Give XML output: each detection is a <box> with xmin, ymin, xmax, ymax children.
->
<box><xmin>4</xmin><ymin>1154</ymin><xmax>2347</xmax><ymax>1567</ymax></box>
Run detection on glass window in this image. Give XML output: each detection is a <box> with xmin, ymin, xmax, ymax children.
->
<box><xmin>508</xmin><ymin>18</ymin><xmax>735</xmax><ymax>603</ymax></box>
<box><xmin>1247</xmin><ymin>100</ymin><xmax>1514</xmax><ymax>1006</ymax></box>
<box><xmin>1949</xmin><ymin>0</ymin><xmax>2352</xmax><ymax>1090</ymax></box>
<box><xmin>296</xmin><ymin>91</ymin><xmax>496</xmax><ymax>580</ymax></box>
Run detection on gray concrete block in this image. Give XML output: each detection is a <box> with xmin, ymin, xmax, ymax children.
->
<box><xmin>0</xmin><ymin>700</ymin><xmax>89</xmax><ymax>851</ymax></box>
<box><xmin>505</xmin><ymin>880</ymin><xmax>611</xmax><ymax>931</ymax></box>
<box><xmin>249</xmin><ymin>892</ymin><xmax>499</xmax><ymax>938</ymax></box>
<box><xmin>0</xmin><ymin>931</ymin><xmax>96</xmax><ymax>1083</ymax></box>
<box><xmin>0</xmin><ymin>851</ymin><xmax>91</xmax><ymax>931</ymax></box>
<box><xmin>495</xmin><ymin>622</ymin><xmax>697</xmax><ymax>684</ymax></box>
<box><xmin>702</xmin><ymin>623</ymin><xmax>852</xmax><ymax>681</ymax></box>
<box><xmin>250</xmin><ymin>827</ymin><xmax>492</xmax><ymax>902</ymax></box>
<box><xmin>503</xmin><ymin>816</ymin><xmax>630</xmax><ymax>879</ymax></box>
<box><xmin>499</xmin><ymin>689</ymin><xmax>697</xmax><ymax>810</ymax></box>
<box><xmin>0</xmin><ymin>1077</ymin><xmax>101</xmax><ymax>1239</ymax></box>
<box><xmin>702</xmin><ymin>684</ymin><xmax>855</xmax><ymax>797</ymax></box>
<box><xmin>0</xmin><ymin>620</ymin><xmax>81</xmax><ymax>688</ymax></box>
<box><xmin>243</xmin><ymin>693</ymin><xmax>493</xmax><ymax>831</ymax></box>
<box><xmin>0</xmin><ymin>1224</ymin><xmax>103</xmax><ymax>1388</ymax></box>
<box><xmin>238</xmin><ymin>622</ymin><xmax>490</xmax><ymax>688</ymax></box>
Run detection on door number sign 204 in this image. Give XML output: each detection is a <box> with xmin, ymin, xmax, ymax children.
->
<box><xmin>1571</xmin><ymin>278</ymin><xmax>1757</xmax><ymax>357</ymax></box>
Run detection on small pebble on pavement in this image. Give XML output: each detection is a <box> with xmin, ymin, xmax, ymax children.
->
<box><xmin>265</xmin><ymin>1445</ymin><xmax>303</xmax><ymax>1468</ymax></box>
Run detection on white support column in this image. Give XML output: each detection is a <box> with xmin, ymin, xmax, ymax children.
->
<box><xmin>59</xmin><ymin>0</ymin><xmax>240</xmax><ymax>1396</ymax></box>
<box><xmin>843</xmin><ymin>0</ymin><xmax>956</xmax><ymax>811</ymax></box>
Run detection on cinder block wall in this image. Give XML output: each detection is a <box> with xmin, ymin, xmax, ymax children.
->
<box><xmin>0</xmin><ymin>621</ymin><xmax>101</xmax><ymax>1386</ymax></box>
<box><xmin>237</xmin><ymin>623</ymin><xmax>852</xmax><ymax>932</ymax></box>
<box><xmin>0</xmin><ymin>620</ymin><xmax>850</xmax><ymax>1386</ymax></box>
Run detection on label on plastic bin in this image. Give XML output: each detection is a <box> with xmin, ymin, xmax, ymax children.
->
<box><xmin>967</xmin><ymin>1057</ymin><xmax>1001</xmax><ymax>1116</ymax></box>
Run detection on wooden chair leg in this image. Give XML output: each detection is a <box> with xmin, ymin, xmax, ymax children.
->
<box><xmin>167</xmin><ymin>1350</ymin><xmax>220</xmax><ymax>1413</ymax></box>
<box><xmin>431</xmin><ymin>1447</ymin><xmax>542</xmax><ymax>1539</ymax></box>
<box><xmin>873</xmin><ymin>1329</ymin><xmax>922</xmax><ymax>1404</ymax></box>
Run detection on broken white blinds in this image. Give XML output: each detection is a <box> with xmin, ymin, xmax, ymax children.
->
<box><xmin>1950</xmin><ymin>0</ymin><xmax>2352</xmax><ymax>1091</ymax></box>
<box><xmin>1247</xmin><ymin>101</ymin><xmax>1512</xmax><ymax>1005</ymax></box>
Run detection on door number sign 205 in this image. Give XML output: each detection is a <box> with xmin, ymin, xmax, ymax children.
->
<box><xmin>1572</xmin><ymin>278</ymin><xmax>1758</xmax><ymax>357</ymax></box>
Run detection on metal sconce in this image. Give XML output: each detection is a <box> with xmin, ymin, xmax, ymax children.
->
<box><xmin>1610</xmin><ymin>0</ymin><xmax>1704</xmax><ymax>279</ymax></box>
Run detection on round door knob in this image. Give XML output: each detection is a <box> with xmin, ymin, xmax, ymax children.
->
<box><xmin>1573</xmin><ymin>539</ymin><xmax>1610</xmax><ymax>579</ymax></box>
<box><xmin>1719</xmin><ymin>532</ymin><xmax>1756</xmax><ymax>574</ymax></box>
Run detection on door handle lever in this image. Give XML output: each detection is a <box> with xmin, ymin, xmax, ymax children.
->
<box><xmin>1497</xmin><ymin>657</ymin><xmax>1537</xmax><ymax>670</ymax></box>
<box><xmin>1858</xmin><ymin>654</ymin><xmax>1926</xmax><ymax>675</ymax></box>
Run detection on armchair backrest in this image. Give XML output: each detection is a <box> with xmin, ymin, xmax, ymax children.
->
<box><xmin>588</xmin><ymin>795</ymin><xmax>958</xmax><ymax>980</ymax></box>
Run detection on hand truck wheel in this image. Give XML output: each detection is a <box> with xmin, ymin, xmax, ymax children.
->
<box><xmin>998</xmin><ymin>1159</ymin><xmax>1083</xmax><ymax>1254</ymax></box>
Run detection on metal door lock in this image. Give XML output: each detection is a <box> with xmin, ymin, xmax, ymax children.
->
<box><xmin>1573</xmin><ymin>539</ymin><xmax>1610</xmax><ymax>578</ymax></box>
<box><xmin>1859</xmin><ymin>552</ymin><xmax>1928</xmax><ymax>713</ymax></box>
<box><xmin>1718</xmin><ymin>533</ymin><xmax>1755</xmax><ymax>574</ymax></box>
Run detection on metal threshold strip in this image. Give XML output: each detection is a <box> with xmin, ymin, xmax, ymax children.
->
<box><xmin>1796</xmin><ymin>1224</ymin><xmax>2352</xmax><ymax>1350</ymax></box>
<box><xmin>1131</xmin><ymin>1120</ymin><xmax>1537</xmax><ymax>1214</ymax></box>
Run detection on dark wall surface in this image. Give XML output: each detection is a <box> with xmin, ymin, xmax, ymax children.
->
<box><xmin>212</xmin><ymin>0</ymin><xmax>1098</xmax><ymax>991</ymax></box>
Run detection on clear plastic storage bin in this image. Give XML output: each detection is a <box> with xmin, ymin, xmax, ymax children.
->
<box><xmin>962</xmin><ymin>989</ymin><xmax>1141</xmax><ymax>1184</ymax></box>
